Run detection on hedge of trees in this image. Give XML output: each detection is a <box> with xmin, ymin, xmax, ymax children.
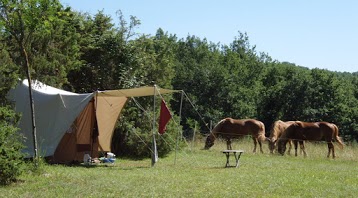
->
<box><xmin>1</xmin><ymin>0</ymin><xmax>358</xmax><ymax>168</ymax></box>
<box><xmin>172</xmin><ymin>34</ymin><xmax>358</xmax><ymax>142</ymax></box>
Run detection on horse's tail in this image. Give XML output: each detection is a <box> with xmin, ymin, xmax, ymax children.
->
<box><xmin>333</xmin><ymin>124</ymin><xmax>344</xmax><ymax>149</ymax></box>
<box><xmin>257</xmin><ymin>121</ymin><xmax>267</xmax><ymax>142</ymax></box>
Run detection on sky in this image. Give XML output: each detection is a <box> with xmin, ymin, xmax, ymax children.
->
<box><xmin>60</xmin><ymin>0</ymin><xmax>358</xmax><ymax>73</ymax></box>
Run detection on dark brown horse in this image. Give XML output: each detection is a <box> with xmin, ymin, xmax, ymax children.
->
<box><xmin>268</xmin><ymin>120</ymin><xmax>304</xmax><ymax>155</ymax></box>
<box><xmin>277</xmin><ymin>121</ymin><xmax>344</xmax><ymax>158</ymax></box>
<box><xmin>204</xmin><ymin>118</ymin><xmax>266</xmax><ymax>153</ymax></box>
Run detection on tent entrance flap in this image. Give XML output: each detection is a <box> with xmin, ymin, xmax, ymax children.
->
<box><xmin>53</xmin><ymin>96</ymin><xmax>127</xmax><ymax>163</ymax></box>
<box><xmin>53</xmin><ymin>100</ymin><xmax>98</xmax><ymax>163</ymax></box>
<box><xmin>96</xmin><ymin>96</ymin><xmax>128</xmax><ymax>152</ymax></box>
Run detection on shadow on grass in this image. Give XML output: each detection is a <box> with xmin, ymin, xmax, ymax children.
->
<box><xmin>49</xmin><ymin>162</ymin><xmax>152</xmax><ymax>170</ymax></box>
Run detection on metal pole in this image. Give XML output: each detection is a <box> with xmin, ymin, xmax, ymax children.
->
<box><xmin>174</xmin><ymin>91</ymin><xmax>184</xmax><ymax>164</ymax></box>
<box><xmin>151</xmin><ymin>85</ymin><xmax>158</xmax><ymax>167</ymax></box>
<box><xmin>178</xmin><ymin>91</ymin><xmax>184</xmax><ymax>140</ymax></box>
<box><xmin>192</xmin><ymin>122</ymin><xmax>197</xmax><ymax>150</ymax></box>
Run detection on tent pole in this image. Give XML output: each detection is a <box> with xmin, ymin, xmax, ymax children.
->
<box><xmin>179</xmin><ymin>90</ymin><xmax>184</xmax><ymax>139</ymax></box>
<box><xmin>151</xmin><ymin>85</ymin><xmax>158</xmax><ymax>167</ymax></box>
<box><xmin>174</xmin><ymin>90</ymin><xmax>184</xmax><ymax>165</ymax></box>
<box><xmin>91</xmin><ymin>92</ymin><xmax>98</xmax><ymax>161</ymax></box>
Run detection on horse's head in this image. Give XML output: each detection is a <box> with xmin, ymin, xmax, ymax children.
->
<box><xmin>204</xmin><ymin>134</ymin><xmax>215</xmax><ymax>149</ymax></box>
<box><xmin>277</xmin><ymin>139</ymin><xmax>287</xmax><ymax>155</ymax></box>
<box><xmin>267</xmin><ymin>138</ymin><xmax>278</xmax><ymax>154</ymax></box>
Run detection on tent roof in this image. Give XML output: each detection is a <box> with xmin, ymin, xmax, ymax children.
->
<box><xmin>22</xmin><ymin>79</ymin><xmax>79</xmax><ymax>95</ymax></box>
<box><xmin>8</xmin><ymin>80</ymin><xmax>94</xmax><ymax>157</ymax></box>
<box><xmin>97</xmin><ymin>86</ymin><xmax>181</xmax><ymax>97</ymax></box>
<box><xmin>22</xmin><ymin>79</ymin><xmax>181</xmax><ymax>97</ymax></box>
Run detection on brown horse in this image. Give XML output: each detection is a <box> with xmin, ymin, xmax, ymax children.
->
<box><xmin>204</xmin><ymin>118</ymin><xmax>266</xmax><ymax>153</ymax></box>
<box><xmin>268</xmin><ymin>120</ymin><xmax>304</xmax><ymax>155</ymax></box>
<box><xmin>277</xmin><ymin>121</ymin><xmax>344</xmax><ymax>158</ymax></box>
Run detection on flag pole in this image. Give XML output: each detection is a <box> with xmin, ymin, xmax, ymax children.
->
<box><xmin>174</xmin><ymin>90</ymin><xmax>184</xmax><ymax>164</ymax></box>
<box><xmin>151</xmin><ymin>85</ymin><xmax>158</xmax><ymax>167</ymax></box>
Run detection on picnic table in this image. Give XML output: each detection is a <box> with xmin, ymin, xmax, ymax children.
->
<box><xmin>222</xmin><ymin>150</ymin><xmax>244</xmax><ymax>168</ymax></box>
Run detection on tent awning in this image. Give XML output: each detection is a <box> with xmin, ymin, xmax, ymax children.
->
<box><xmin>97</xmin><ymin>86</ymin><xmax>181</xmax><ymax>97</ymax></box>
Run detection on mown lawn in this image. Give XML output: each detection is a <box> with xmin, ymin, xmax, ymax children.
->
<box><xmin>1</xmin><ymin>139</ymin><xmax>357</xmax><ymax>197</ymax></box>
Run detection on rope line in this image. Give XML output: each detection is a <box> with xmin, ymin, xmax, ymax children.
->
<box><xmin>131</xmin><ymin>97</ymin><xmax>154</xmax><ymax>127</ymax></box>
<box><xmin>130</xmin><ymin>127</ymin><xmax>155</xmax><ymax>154</ymax></box>
<box><xmin>181</xmin><ymin>91</ymin><xmax>212</xmax><ymax>133</ymax></box>
<box><xmin>152</xmin><ymin>91</ymin><xmax>203</xmax><ymax>166</ymax></box>
<box><xmin>129</xmin><ymin>93</ymin><xmax>203</xmax><ymax>166</ymax></box>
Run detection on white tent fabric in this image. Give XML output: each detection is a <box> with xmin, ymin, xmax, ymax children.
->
<box><xmin>8</xmin><ymin>80</ymin><xmax>93</xmax><ymax>157</ymax></box>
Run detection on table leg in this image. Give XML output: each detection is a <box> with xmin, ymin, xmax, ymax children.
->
<box><xmin>225</xmin><ymin>152</ymin><xmax>230</xmax><ymax>167</ymax></box>
<box><xmin>234</xmin><ymin>152</ymin><xmax>243</xmax><ymax>167</ymax></box>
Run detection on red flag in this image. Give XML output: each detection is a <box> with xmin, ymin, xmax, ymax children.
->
<box><xmin>158</xmin><ymin>99</ymin><xmax>172</xmax><ymax>134</ymax></box>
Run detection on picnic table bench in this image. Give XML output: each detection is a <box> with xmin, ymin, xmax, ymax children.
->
<box><xmin>222</xmin><ymin>150</ymin><xmax>244</xmax><ymax>168</ymax></box>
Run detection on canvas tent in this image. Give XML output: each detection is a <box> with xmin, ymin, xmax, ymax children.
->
<box><xmin>8</xmin><ymin>79</ymin><xmax>179</xmax><ymax>163</ymax></box>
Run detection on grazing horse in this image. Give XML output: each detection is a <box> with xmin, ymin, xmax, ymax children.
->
<box><xmin>277</xmin><ymin>121</ymin><xmax>344</xmax><ymax>158</ymax></box>
<box><xmin>204</xmin><ymin>118</ymin><xmax>266</xmax><ymax>153</ymax></box>
<box><xmin>268</xmin><ymin>120</ymin><xmax>304</xmax><ymax>155</ymax></box>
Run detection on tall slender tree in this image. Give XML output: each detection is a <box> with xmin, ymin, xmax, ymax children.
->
<box><xmin>0</xmin><ymin>0</ymin><xmax>68</xmax><ymax>166</ymax></box>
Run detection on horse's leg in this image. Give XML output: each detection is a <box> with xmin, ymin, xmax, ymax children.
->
<box><xmin>258</xmin><ymin>138</ymin><xmax>263</xmax><ymax>153</ymax></box>
<box><xmin>299</xmin><ymin>141</ymin><xmax>307</xmax><ymax>157</ymax></box>
<box><xmin>226</xmin><ymin>139</ymin><xmax>232</xmax><ymax>150</ymax></box>
<box><xmin>287</xmin><ymin>140</ymin><xmax>292</xmax><ymax>155</ymax></box>
<box><xmin>293</xmin><ymin>140</ymin><xmax>298</xmax><ymax>156</ymax></box>
<box><xmin>327</xmin><ymin>142</ymin><xmax>335</xmax><ymax>158</ymax></box>
<box><xmin>252</xmin><ymin>137</ymin><xmax>257</xmax><ymax>153</ymax></box>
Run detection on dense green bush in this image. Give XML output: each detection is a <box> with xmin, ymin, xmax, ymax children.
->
<box><xmin>0</xmin><ymin>41</ymin><xmax>24</xmax><ymax>185</ymax></box>
<box><xmin>112</xmin><ymin>102</ymin><xmax>184</xmax><ymax>158</ymax></box>
<box><xmin>0</xmin><ymin>106</ymin><xmax>25</xmax><ymax>185</ymax></box>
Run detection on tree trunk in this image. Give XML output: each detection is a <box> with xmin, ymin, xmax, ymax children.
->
<box><xmin>21</xmin><ymin>44</ymin><xmax>38</xmax><ymax>167</ymax></box>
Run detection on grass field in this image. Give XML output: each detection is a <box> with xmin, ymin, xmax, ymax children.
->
<box><xmin>1</xmin><ymin>138</ymin><xmax>358</xmax><ymax>197</ymax></box>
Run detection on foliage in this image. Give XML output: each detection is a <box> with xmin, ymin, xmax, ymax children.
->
<box><xmin>0</xmin><ymin>43</ymin><xmax>24</xmax><ymax>185</ymax></box>
<box><xmin>0</xmin><ymin>106</ymin><xmax>24</xmax><ymax>185</ymax></box>
<box><xmin>0</xmin><ymin>48</ymin><xmax>18</xmax><ymax>100</ymax></box>
<box><xmin>67</xmin><ymin>10</ymin><xmax>144</xmax><ymax>92</ymax></box>
<box><xmin>0</xmin><ymin>0</ymin><xmax>81</xmax><ymax>86</ymax></box>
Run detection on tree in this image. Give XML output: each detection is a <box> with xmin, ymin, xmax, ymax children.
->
<box><xmin>0</xmin><ymin>40</ymin><xmax>24</xmax><ymax>185</ymax></box>
<box><xmin>0</xmin><ymin>0</ymin><xmax>77</xmax><ymax>166</ymax></box>
<box><xmin>0</xmin><ymin>105</ymin><xmax>24</xmax><ymax>185</ymax></box>
<box><xmin>67</xmin><ymin>10</ymin><xmax>143</xmax><ymax>92</ymax></box>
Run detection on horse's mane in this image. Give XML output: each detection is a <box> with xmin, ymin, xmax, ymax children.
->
<box><xmin>270</xmin><ymin>120</ymin><xmax>285</xmax><ymax>140</ymax></box>
<box><xmin>211</xmin><ymin>118</ymin><xmax>228</xmax><ymax>134</ymax></box>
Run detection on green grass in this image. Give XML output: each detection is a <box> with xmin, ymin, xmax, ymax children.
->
<box><xmin>1</xmin><ymin>139</ymin><xmax>358</xmax><ymax>197</ymax></box>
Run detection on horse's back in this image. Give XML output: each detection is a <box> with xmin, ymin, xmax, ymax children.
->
<box><xmin>287</xmin><ymin>121</ymin><xmax>337</xmax><ymax>141</ymax></box>
<box><xmin>317</xmin><ymin>122</ymin><xmax>340</xmax><ymax>140</ymax></box>
<box><xmin>231</xmin><ymin>118</ymin><xmax>263</xmax><ymax>130</ymax></box>
<box><xmin>216</xmin><ymin>118</ymin><xmax>264</xmax><ymax>137</ymax></box>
